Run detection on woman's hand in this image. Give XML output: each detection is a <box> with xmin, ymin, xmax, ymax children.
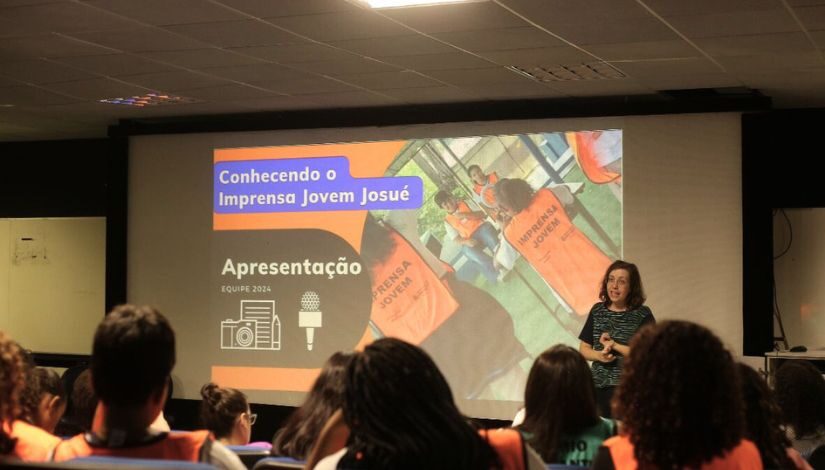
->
<box><xmin>599</xmin><ymin>332</ymin><xmax>615</xmax><ymax>350</ymax></box>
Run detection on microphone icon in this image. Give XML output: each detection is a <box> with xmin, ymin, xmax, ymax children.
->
<box><xmin>298</xmin><ymin>291</ymin><xmax>322</xmax><ymax>351</ymax></box>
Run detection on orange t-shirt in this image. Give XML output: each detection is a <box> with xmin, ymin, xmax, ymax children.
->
<box><xmin>603</xmin><ymin>435</ymin><xmax>762</xmax><ymax>470</ymax></box>
<box><xmin>52</xmin><ymin>430</ymin><xmax>211</xmax><ymax>462</ymax></box>
<box><xmin>369</xmin><ymin>231</ymin><xmax>460</xmax><ymax>345</ymax></box>
<box><xmin>444</xmin><ymin>201</ymin><xmax>484</xmax><ymax>239</ymax></box>
<box><xmin>567</xmin><ymin>131</ymin><xmax>621</xmax><ymax>184</ymax></box>
<box><xmin>2</xmin><ymin>420</ymin><xmax>61</xmax><ymax>462</ymax></box>
<box><xmin>473</xmin><ymin>172</ymin><xmax>500</xmax><ymax>208</ymax></box>
<box><xmin>503</xmin><ymin>188</ymin><xmax>611</xmax><ymax>315</ymax></box>
<box><xmin>479</xmin><ymin>428</ymin><xmax>525</xmax><ymax>470</ymax></box>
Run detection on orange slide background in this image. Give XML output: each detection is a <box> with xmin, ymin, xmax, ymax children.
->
<box><xmin>214</xmin><ymin>141</ymin><xmax>407</xmax><ymax>252</ymax></box>
<box><xmin>212</xmin><ymin>141</ymin><xmax>406</xmax><ymax>391</ymax></box>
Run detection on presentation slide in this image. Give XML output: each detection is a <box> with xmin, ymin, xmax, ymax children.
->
<box><xmin>207</xmin><ymin>131</ymin><xmax>622</xmax><ymax>407</ymax></box>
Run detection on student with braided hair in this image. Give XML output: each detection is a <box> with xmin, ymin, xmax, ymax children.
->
<box><xmin>308</xmin><ymin>338</ymin><xmax>544</xmax><ymax>470</ymax></box>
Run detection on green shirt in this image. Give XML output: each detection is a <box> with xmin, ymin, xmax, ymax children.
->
<box><xmin>578</xmin><ymin>302</ymin><xmax>655</xmax><ymax>388</ymax></box>
<box><xmin>522</xmin><ymin>417</ymin><xmax>617</xmax><ymax>466</ymax></box>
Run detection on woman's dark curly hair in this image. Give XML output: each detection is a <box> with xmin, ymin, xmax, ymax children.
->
<box><xmin>272</xmin><ymin>352</ymin><xmax>351</xmax><ymax>459</ymax></box>
<box><xmin>598</xmin><ymin>260</ymin><xmax>646</xmax><ymax>310</ymax></box>
<box><xmin>738</xmin><ymin>363</ymin><xmax>794</xmax><ymax>469</ymax></box>
<box><xmin>0</xmin><ymin>332</ymin><xmax>26</xmax><ymax>454</ymax></box>
<box><xmin>342</xmin><ymin>338</ymin><xmax>499</xmax><ymax>469</ymax></box>
<box><xmin>774</xmin><ymin>360</ymin><xmax>825</xmax><ymax>439</ymax></box>
<box><xmin>613</xmin><ymin>321</ymin><xmax>744</xmax><ymax>469</ymax></box>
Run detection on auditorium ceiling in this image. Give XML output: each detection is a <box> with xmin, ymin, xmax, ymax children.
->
<box><xmin>0</xmin><ymin>0</ymin><xmax>823</xmax><ymax>140</ymax></box>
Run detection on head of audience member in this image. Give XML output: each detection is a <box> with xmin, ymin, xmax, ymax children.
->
<box><xmin>272</xmin><ymin>351</ymin><xmax>350</xmax><ymax>459</ymax></box>
<box><xmin>519</xmin><ymin>345</ymin><xmax>600</xmax><ymax>463</ymax></box>
<box><xmin>775</xmin><ymin>360</ymin><xmax>825</xmax><ymax>439</ymax></box>
<box><xmin>0</xmin><ymin>331</ymin><xmax>26</xmax><ymax>454</ymax></box>
<box><xmin>342</xmin><ymin>338</ymin><xmax>497</xmax><ymax>469</ymax></box>
<box><xmin>467</xmin><ymin>165</ymin><xmax>487</xmax><ymax>186</ymax></box>
<box><xmin>91</xmin><ymin>304</ymin><xmax>175</xmax><ymax>434</ymax></box>
<box><xmin>494</xmin><ymin>178</ymin><xmax>534</xmax><ymax>216</ymax></box>
<box><xmin>434</xmin><ymin>190</ymin><xmax>459</xmax><ymax>213</ymax></box>
<box><xmin>599</xmin><ymin>260</ymin><xmax>645</xmax><ymax>310</ymax></box>
<box><xmin>613</xmin><ymin>320</ymin><xmax>744</xmax><ymax>468</ymax></box>
<box><xmin>21</xmin><ymin>367</ymin><xmax>66</xmax><ymax>434</ymax></box>
<box><xmin>737</xmin><ymin>363</ymin><xmax>795</xmax><ymax>468</ymax></box>
<box><xmin>68</xmin><ymin>369</ymin><xmax>97</xmax><ymax>432</ymax></box>
<box><xmin>199</xmin><ymin>383</ymin><xmax>252</xmax><ymax>446</ymax></box>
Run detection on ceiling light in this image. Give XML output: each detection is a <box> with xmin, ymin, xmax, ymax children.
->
<box><xmin>508</xmin><ymin>63</ymin><xmax>627</xmax><ymax>82</ymax></box>
<box><xmin>359</xmin><ymin>0</ymin><xmax>486</xmax><ymax>9</ymax></box>
<box><xmin>98</xmin><ymin>93</ymin><xmax>200</xmax><ymax>107</ymax></box>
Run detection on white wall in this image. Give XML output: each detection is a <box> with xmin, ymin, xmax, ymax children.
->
<box><xmin>0</xmin><ymin>217</ymin><xmax>106</xmax><ymax>354</ymax></box>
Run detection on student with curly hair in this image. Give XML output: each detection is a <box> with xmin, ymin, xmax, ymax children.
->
<box><xmin>593</xmin><ymin>321</ymin><xmax>762</xmax><ymax>469</ymax></box>
<box><xmin>579</xmin><ymin>260</ymin><xmax>654</xmax><ymax>418</ymax></box>
<box><xmin>517</xmin><ymin>345</ymin><xmax>615</xmax><ymax>466</ymax></box>
<box><xmin>0</xmin><ymin>331</ymin><xmax>61</xmax><ymax>461</ymax></box>
<box><xmin>307</xmin><ymin>338</ymin><xmax>544</xmax><ymax>470</ymax></box>
<box><xmin>272</xmin><ymin>352</ymin><xmax>350</xmax><ymax>459</ymax></box>
<box><xmin>738</xmin><ymin>364</ymin><xmax>810</xmax><ymax>469</ymax></box>
<box><xmin>775</xmin><ymin>360</ymin><xmax>825</xmax><ymax>459</ymax></box>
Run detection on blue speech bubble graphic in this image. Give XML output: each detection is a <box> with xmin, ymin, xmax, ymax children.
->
<box><xmin>214</xmin><ymin>156</ymin><xmax>423</xmax><ymax>213</ymax></box>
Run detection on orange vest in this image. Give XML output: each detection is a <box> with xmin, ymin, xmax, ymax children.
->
<box><xmin>567</xmin><ymin>131</ymin><xmax>621</xmax><ymax>184</ymax></box>
<box><xmin>480</xmin><ymin>428</ymin><xmax>525</xmax><ymax>470</ymax></box>
<box><xmin>52</xmin><ymin>430</ymin><xmax>211</xmax><ymax>463</ymax></box>
<box><xmin>603</xmin><ymin>436</ymin><xmax>762</xmax><ymax>470</ymax></box>
<box><xmin>444</xmin><ymin>201</ymin><xmax>484</xmax><ymax>239</ymax></box>
<box><xmin>473</xmin><ymin>172</ymin><xmax>500</xmax><ymax>208</ymax></box>
<box><xmin>369</xmin><ymin>231</ymin><xmax>460</xmax><ymax>345</ymax></box>
<box><xmin>2</xmin><ymin>420</ymin><xmax>61</xmax><ymax>462</ymax></box>
<box><xmin>503</xmin><ymin>188</ymin><xmax>611</xmax><ymax>316</ymax></box>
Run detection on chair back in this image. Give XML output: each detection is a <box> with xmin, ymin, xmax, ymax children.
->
<box><xmin>252</xmin><ymin>456</ymin><xmax>305</xmax><ymax>470</ymax></box>
<box><xmin>226</xmin><ymin>445</ymin><xmax>271</xmax><ymax>469</ymax></box>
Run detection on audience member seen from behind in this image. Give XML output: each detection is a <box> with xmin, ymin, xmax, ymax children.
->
<box><xmin>775</xmin><ymin>360</ymin><xmax>825</xmax><ymax>459</ymax></box>
<box><xmin>738</xmin><ymin>363</ymin><xmax>810</xmax><ymax>469</ymax></box>
<box><xmin>0</xmin><ymin>331</ymin><xmax>61</xmax><ymax>461</ymax></box>
<box><xmin>272</xmin><ymin>351</ymin><xmax>350</xmax><ymax>459</ymax></box>
<box><xmin>594</xmin><ymin>321</ymin><xmax>762</xmax><ymax>469</ymax></box>
<box><xmin>308</xmin><ymin>337</ymin><xmax>544</xmax><ymax>470</ymax></box>
<box><xmin>200</xmin><ymin>382</ymin><xmax>261</xmax><ymax>447</ymax></box>
<box><xmin>517</xmin><ymin>345</ymin><xmax>615</xmax><ymax>466</ymax></box>
<box><xmin>21</xmin><ymin>367</ymin><xmax>66</xmax><ymax>434</ymax></box>
<box><xmin>579</xmin><ymin>260</ymin><xmax>654</xmax><ymax>418</ymax></box>
<box><xmin>69</xmin><ymin>369</ymin><xmax>97</xmax><ymax>433</ymax></box>
<box><xmin>51</xmin><ymin>305</ymin><xmax>244</xmax><ymax>470</ymax></box>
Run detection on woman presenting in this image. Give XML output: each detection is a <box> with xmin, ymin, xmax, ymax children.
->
<box><xmin>578</xmin><ymin>260</ymin><xmax>654</xmax><ymax>418</ymax></box>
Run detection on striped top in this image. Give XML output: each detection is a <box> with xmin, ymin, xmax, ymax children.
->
<box><xmin>578</xmin><ymin>302</ymin><xmax>655</xmax><ymax>388</ymax></box>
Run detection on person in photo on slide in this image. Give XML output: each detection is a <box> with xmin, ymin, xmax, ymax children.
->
<box><xmin>434</xmin><ymin>190</ymin><xmax>500</xmax><ymax>285</ymax></box>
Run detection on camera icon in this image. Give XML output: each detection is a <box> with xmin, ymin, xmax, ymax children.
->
<box><xmin>221</xmin><ymin>319</ymin><xmax>257</xmax><ymax>349</ymax></box>
<box><xmin>219</xmin><ymin>300</ymin><xmax>280</xmax><ymax>351</ymax></box>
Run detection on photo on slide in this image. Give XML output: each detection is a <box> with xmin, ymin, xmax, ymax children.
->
<box><xmin>210</xmin><ymin>130</ymin><xmax>622</xmax><ymax>408</ymax></box>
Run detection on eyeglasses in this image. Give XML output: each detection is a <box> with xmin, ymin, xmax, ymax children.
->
<box><xmin>247</xmin><ymin>413</ymin><xmax>257</xmax><ymax>426</ymax></box>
